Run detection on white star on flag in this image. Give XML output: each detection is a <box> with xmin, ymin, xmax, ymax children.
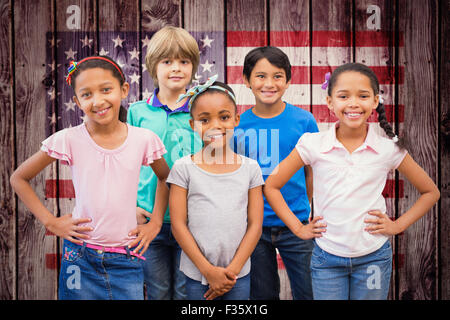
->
<box><xmin>99</xmin><ymin>47</ymin><xmax>109</xmax><ymax>56</ymax></box>
<box><xmin>142</xmin><ymin>88</ymin><xmax>152</xmax><ymax>100</ymax></box>
<box><xmin>48</xmin><ymin>113</ymin><xmax>61</xmax><ymax>125</ymax></box>
<box><xmin>64</xmin><ymin>99</ymin><xmax>77</xmax><ymax>112</ymax></box>
<box><xmin>129</xmin><ymin>72</ymin><xmax>141</xmax><ymax>84</ymax></box>
<box><xmin>80</xmin><ymin>35</ymin><xmax>93</xmax><ymax>48</ymax></box>
<box><xmin>65</xmin><ymin>48</ymin><xmax>77</xmax><ymax>60</ymax></box>
<box><xmin>200</xmin><ymin>60</ymin><xmax>214</xmax><ymax>73</ymax></box>
<box><xmin>112</xmin><ymin>35</ymin><xmax>125</xmax><ymax>48</ymax></box>
<box><xmin>48</xmin><ymin>38</ymin><xmax>61</xmax><ymax>48</ymax></box>
<box><xmin>129</xmin><ymin>47</ymin><xmax>140</xmax><ymax>60</ymax></box>
<box><xmin>200</xmin><ymin>35</ymin><xmax>214</xmax><ymax>48</ymax></box>
<box><xmin>141</xmin><ymin>35</ymin><xmax>152</xmax><ymax>48</ymax></box>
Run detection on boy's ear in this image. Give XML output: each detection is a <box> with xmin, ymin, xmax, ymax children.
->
<box><xmin>243</xmin><ymin>75</ymin><xmax>251</xmax><ymax>89</ymax></box>
<box><xmin>189</xmin><ymin>118</ymin><xmax>195</xmax><ymax>131</ymax></box>
<box><xmin>121</xmin><ymin>82</ymin><xmax>130</xmax><ymax>99</ymax></box>
<box><xmin>234</xmin><ymin>113</ymin><xmax>240</xmax><ymax>126</ymax></box>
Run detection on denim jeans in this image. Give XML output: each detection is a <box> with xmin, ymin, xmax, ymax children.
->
<box><xmin>310</xmin><ymin>240</ymin><xmax>392</xmax><ymax>300</ymax></box>
<box><xmin>143</xmin><ymin>223</ymin><xmax>187</xmax><ymax>300</ymax></box>
<box><xmin>58</xmin><ymin>240</ymin><xmax>144</xmax><ymax>300</ymax></box>
<box><xmin>185</xmin><ymin>274</ymin><xmax>250</xmax><ymax>300</ymax></box>
<box><xmin>250</xmin><ymin>226</ymin><xmax>314</xmax><ymax>300</ymax></box>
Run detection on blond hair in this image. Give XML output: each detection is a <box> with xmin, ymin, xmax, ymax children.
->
<box><xmin>145</xmin><ymin>26</ymin><xmax>200</xmax><ymax>87</ymax></box>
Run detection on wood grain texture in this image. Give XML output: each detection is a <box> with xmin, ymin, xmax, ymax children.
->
<box><xmin>0</xmin><ymin>0</ymin><xmax>15</xmax><ymax>300</ymax></box>
<box><xmin>14</xmin><ymin>0</ymin><xmax>58</xmax><ymax>299</ymax></box>
<box><xmin>397</xmin><ymin>0</ymin><xmax>438</xmax><ymax>300</ymax></box>
<box><xmin>438</xmin><ymin>0</ymin><xmax>449</xmax><ymax>300</ymax></box>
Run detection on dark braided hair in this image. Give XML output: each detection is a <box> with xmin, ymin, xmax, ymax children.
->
<box><xmin>327</xmin><ymin>62</ymin><xmax>405</xmax><ymax>149</ymax></box>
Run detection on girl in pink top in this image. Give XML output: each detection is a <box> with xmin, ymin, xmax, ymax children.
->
<box><xmin>10</xmin><ymin>56</ymin><xmax>170</xmax><ymax>300</ymax></box>
<box><xmin>264</xmin><ymin>63</ymin><xmax>440</xmax><ymax>300</ymax></box>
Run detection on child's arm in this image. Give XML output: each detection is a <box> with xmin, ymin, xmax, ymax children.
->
<box><xmin>10</xmin><ymin>151</ymin><xmax>93</xmax><ymax>244</ymax></box>
<box><xmin>365</xmin><ymin>153</ymin><xmax>440</xmax><ymax>235</ymax></box>
<box><xmin>304</xmin><ymin>165</ymin><xmax>313</xmax><ymax>204</ymax></box>
<box><xmin>128</xmin><ymin>158</ymin><xmax>170</xmax><ymax>255</ymax></box>
<box><xmin>264</xmin><ymin>149</ymin><xmax>327</xmax><ymax>239</ymax></box>
<box><xmin>204</xmin><ymin>185</ymin><xmax>264</xmax><ymax>300</ymax></box>
<box><xmin>169</xmin><ymin>184</ymin><xmax>236</xmax><ymax>299</ymax></box>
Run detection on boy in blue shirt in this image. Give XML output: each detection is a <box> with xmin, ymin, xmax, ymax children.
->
<box><xmin>127</xmin><ymin>26</ymin><xmax>202</xmax><ymax>300</ymax></box>
<box><xmin>233</xmin><ymin>46</ymin><xmax>318</xmax><ymax>300</ymax></box>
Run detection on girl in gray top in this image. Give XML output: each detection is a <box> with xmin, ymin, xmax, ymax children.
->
<box><xmin>167</xmin><ymin>75</ymin><xmax>264</xmax><ymax>300</ymax></box>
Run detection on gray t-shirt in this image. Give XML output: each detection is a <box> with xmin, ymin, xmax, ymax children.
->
<box><xmin>167</xmin><ymin>154</ymin><xmax>264</xmax><ymax>285</ymax></box>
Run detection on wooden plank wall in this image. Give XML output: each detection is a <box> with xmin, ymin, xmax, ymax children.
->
<box><xmin>0</xmin><ymin>0</ymin><xmax>447</xmax><ymax>300</ymax></box>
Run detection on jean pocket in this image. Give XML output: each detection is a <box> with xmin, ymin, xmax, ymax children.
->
<box><xmin>62</xmin><ymin>241</ymin><xmax>83</xmax><ymax>263</ymax></box>
<box><xmin>373</xmin><ymin>241</ymin><xmax>392</xmax><ymax>260</ymax></box>
<box><xmin>310</xmin><ymin>244</ymin><xmax>327</xmax><ymax>267</ymax></box>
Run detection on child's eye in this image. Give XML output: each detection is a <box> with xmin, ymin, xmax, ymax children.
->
<box><xmin>161</xmin><ymin>60</ymin><xmax>171</xmax><ymax>65</ymax></box>
<box><xmin>256</xmin><ymin>75</ymin><xmax>265</xmax><ymax>79</ymax></box>
<box><xmin>221</xmin><ymin>115</ymin><xmax>230</xmax><ymax>121</ymax></box>
<box><xmin>338</xmin><ymin>95</ymin><xmax>347</xmax><ymax>99</ymax></box>
<box><xmin>181</xmin><ymin>60</ymin><xmax>191</xmax><ymax>64</ymax></box>
<box><xmin>102</xmin><ymin>88</ymin><xmax>112</xmax><ymax>93</ymax></box>
<box><xmin>81</xmin><ymin>92</ymin><xmax>91</xmax><ymax>98</ymax></box>
<box><xmin>200</xmin><ymin>118</ymin><xmax>208</xmax><ymax>123</ymax></box>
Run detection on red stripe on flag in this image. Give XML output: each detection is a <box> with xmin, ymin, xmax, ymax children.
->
<box><xmin>228</xmin><ymin>66</ymin><xmax>403</xmax><ymax>85</ymax></box>
<box><xmin>227</xmin><ymin>31</ymin><xmax>267</xmax><ymax>47</ymax></box>
<box><xmin>45</xmin><ymin>179</ymin><xmax>75</xmax><ymax>198</ymax></box>
<box><xmin>46</xmin><ymin>253</ymin><xmax>61</xmax><ymax>269</ymax></box>
<box><xmin>270</xmin><ymin>31</ymin><xmax>309</xmax><ymax>47</ymax></box>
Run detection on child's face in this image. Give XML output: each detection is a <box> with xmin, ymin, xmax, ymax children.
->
<box><xmin>73</xmin><ymin>67</ymin><xmax>129</xmax><ymax>126</ymax></box>
<box><xmin>189</xmin><ymin>92</ymin><xmax>240</xmax><ymax>150</ymax></box>
<box><xmin>326</xmin><ymin>71</ymin><xmax>379</xmax><ymax>130</ymax></box>
<box><xmin>155</xmin><ymin>57</ymin><xmax>193</xmax><ymax>93</ymax></box>
<box><xmin>244</xmin><ymin>58</ymin><xmax>290</xmax><ymax>107</ymax></box>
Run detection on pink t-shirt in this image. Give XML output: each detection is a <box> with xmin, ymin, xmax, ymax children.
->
<box><xmin>296</xmin><ymin>123</ymin><xmax>407</xmax><ymax>257</ymax></box>
<box><xmin>41</xmin><ymin>123</ymin><xmax>167</xmax><ymax>247</ymax></box>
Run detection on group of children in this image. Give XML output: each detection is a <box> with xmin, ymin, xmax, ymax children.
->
<box><xmin>10</xmin><ymin>26</ymin><xmax>440</xmax><ymax>300</ymax></box>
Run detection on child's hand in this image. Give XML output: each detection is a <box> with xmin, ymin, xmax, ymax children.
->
<box><xmin>293</xmin><ymin>216</ymin><xmax>326</xmax><ymax>240</ymax></box>
<box><xmin>204</xmin><ymin>266</ymin><xmax>237</xmax><ymax>300</ymax></box>
<box><xmin>127</xmin><ymin>220</ymin><xmax>162</xmax><ymax>256</ymax></box>
<box><xmin>136</xmin><ymin>207</ymin><xmax>151</xmax><ymax>225</ymax></box>
<box><xmin>364</xmin><ymin>210</ymin><xmax>400</xmax><ymax>236</ymax></box>
<box><xmin>46</xmin><ymin>214</ymin><xmax>93</xmax><ymax>245</ymax></box>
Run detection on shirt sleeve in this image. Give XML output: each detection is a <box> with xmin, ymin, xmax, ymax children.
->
<box><xmin>248</xmin><ymin>159</ymin><xmax>265</xmax><ymax>189</ymax></box>
<box><xmin>126</xmin><ymin>106</ymin><xmax>135</xmax><ymax>126</ymax></box>
<box><xmin>390</xmin><ymin>145</ymin><xmax>408</xmax><ymax>170</ymax></box>
<box><xmin>166</xmin><ymin>159</ymin><xmax>189</xmax><ymax>189</ymax></box>
<box><xmin>295</xmin><ymin>132</ymin><xmax>314</xmax><ymax>165</ymax></box>
<box><xmin>307</xmin><ymin>113</ymin><xmax>319</xmax><ymax>133</ymax></box>
<box><xmin>142</xmin><ymin>129</ymin><xmax>167</xmax><ymax>166</ymax></box>
<box><xmin>40</xmin><ymin>129</ymin><xmax>72</xmax><ymax>166</ymax></box>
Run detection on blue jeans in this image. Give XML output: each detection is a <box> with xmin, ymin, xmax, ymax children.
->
<box><xmin>185</xmin><ymin>274</ymin><xmax>251</xmax><ymax>300</ymax></box>
<box><xmin>58</xmin><ymin>240</ymin><xmax>144</xmax><ymax>300</ymax></box>
<box><xmin>143</xmin><ymin>223</ymin><xmax>186</xmax><ymax>300</ymax></box>
<box><xmin>310</xmin><ymin>240</ymin><xmax>392</xmax><ymax>300</ymax></box>
<box><xmin>250</xmin><ymin>226</ymin><xmax>314</xmax><ymax>300</ymax></box>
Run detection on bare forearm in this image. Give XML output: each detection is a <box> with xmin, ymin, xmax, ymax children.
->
<box><xmin>227</xmin><ymin>222</ymin><xmax>261</xmax><ymax>275</ymax></box>
<box><xmin>151</xmin><ymin>178</ymin><xmax>168</xmax><ymax>225</ymax></box>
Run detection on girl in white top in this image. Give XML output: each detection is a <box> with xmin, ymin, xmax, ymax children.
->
<box><xmin>264</xmin><ymin>63</ymin><xmax>440</xmax><ymax>300</ymax></box>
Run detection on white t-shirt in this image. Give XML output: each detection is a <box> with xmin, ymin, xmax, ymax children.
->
<box><xmin>167</xmin><ymin>154</ymin><xmax>264</xmax><ymax>285</ymax></box>
<box><xmin>295</xmin><ymin>123</ymin><xmax>407</xmax><ymax>257</ymax></box>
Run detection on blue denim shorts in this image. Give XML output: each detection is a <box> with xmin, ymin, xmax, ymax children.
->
<box><xmin>58</xmin><ymin>240</ymin><xmax>144</xmax><ymax>300</ymax></box>
<box><xmin>310</xmin><ymin>240</ymin><xmax>392</xmax><ymax>300</ymax></box>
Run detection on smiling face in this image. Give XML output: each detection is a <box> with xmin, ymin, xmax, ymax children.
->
<box><xmin>73</xmin><ymin>67</ymin><xmax>129</xmax><ymax>128</ymax></box>
<box><xmin>244</xmin><ymin>58</ymin><xmax>290</xmax><ymax>107</ymax></box>
<box><xmin>155</xmin><ymin>57</ymin><xmax>193</xmax><ymax>93</ymax></box>
<box><xmin>189</xmin><ymin>91</ymin><xmax>240</xmax><ymax>150</ymax></box>
<box><xmin>326</xmin><ymin>71</ymin><xmax>379</xmax><ymax>130</ymax></box>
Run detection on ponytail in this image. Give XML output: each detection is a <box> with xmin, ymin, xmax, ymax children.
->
<box><xmin>376</xmin><ymin>101</ymin><xmax>406</xmax><ymax>149</ymax></box>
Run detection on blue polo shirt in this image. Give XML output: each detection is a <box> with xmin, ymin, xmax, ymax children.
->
<box><xmin>232</xmin><ymin>102</ymin><xmax>319</xmax><ymax>227</ymax></box>
<box><xmin>127</xmin><ymin>89</ymin><xmax>202</xmax><ymax>223</ymax></box>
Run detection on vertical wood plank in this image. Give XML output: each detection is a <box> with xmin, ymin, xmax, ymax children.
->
<box><xmin>14</xmin><ymin>0</ymin><xmax>58</xmax><ymax>299</ymax></box>
<box><xmin>439</xmin><ymin>0</ymin><xmax>450</xmax><ymax>301</ymax></box>
<box><xmin>54</xmin><ymin>0</ymin><xmax>97</xmax><ymax>264</ymax></box>
<box><xmin>269</xmin><ymin>0</ymin><xmax>310</xmax><ymax>300</ymax></box>
<box><xmin>397</xmin><ymin>0</ymin><xmax>438</xmax><ymax>300</ymax></box>
<box><xmin>0</xmin><ymin>0</ymin><xmax>15</xmax><ymax>300</ymax></box>
<box><xmin>141</xmin><ymin>0</ymin><xmax>181</xmax><ymax>96</ymax></box>
<box><xmin>226</xmin><ymin>0</ymin><xmax>267</xmax><ymax>114</ymax></box>
<box><xmin>98</xmin><ymin>0</ymin><xmax>139</xmax><ymax>108</ymax></box>
<box><xmin>311</xmin><ymin>0</ymin><xmax>353</xmax><ymax>132</ymax></box>
<box><xmin>354</xmin><ymin>0</ymin><xmax>397</xmax><ymax>300</ymax></box>
<box><xmin>184</xmin><ymin>0</ymin><xmax>225</xmax><ymax>84</ymax></box>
